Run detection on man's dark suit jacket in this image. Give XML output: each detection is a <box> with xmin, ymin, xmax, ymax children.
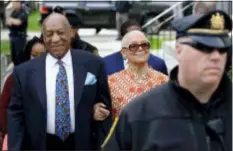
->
<box><xmin>103</xmin><ymin>51</ymin><xmax>168</xmax><ymax>76</ymax></box>
<box><xmin>8</xmin><ymin>50</ymin><xmax>112</xmax><ymax>150</ymax></box>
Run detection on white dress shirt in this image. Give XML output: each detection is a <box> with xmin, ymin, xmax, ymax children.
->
<box><xmin>46</xmin><ymin>51</ymin><xmax>75</xmax><ymax>134</ymax></box>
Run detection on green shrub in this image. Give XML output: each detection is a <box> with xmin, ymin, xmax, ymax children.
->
<box><xmin>1</xmin><ymin>40</ymin><xmax>10</xmax><ymax>55</ymax></box>
<box><xmin>147</xmin><ymin>35</ymin><xmax>174</xmax><ymax>51</ymax></box>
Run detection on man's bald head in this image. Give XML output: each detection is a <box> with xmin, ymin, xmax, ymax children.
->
<box><xmin>121</xmin><ymin>30</ymin><xmax>147</xmax><ymax>49</ymax></box>
<box><xmin>42</xmin><ymin>13</ymin><xmax>71</xmax><ymax>33</ymax></box>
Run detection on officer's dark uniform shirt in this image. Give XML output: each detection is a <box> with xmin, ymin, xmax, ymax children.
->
<box><xmin>8</xmin><ymin>9</ymin><xmax>28</xmax><ymax>37</ymax></box>
<box><xmin>65</xmin><ymin>9</ymin><xmax>99</xmax><ymax>56</ymax></box>
<box><xmin>102</xmin><ymin>10</ymin><xmax>232</xmax><ymax>151</ymax></box>
<box><xmin>71</xmin><ymin>35</ymin><xmax>99</xmax><ymax>56</ymax></box>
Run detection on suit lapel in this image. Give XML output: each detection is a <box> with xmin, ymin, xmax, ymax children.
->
<box><xmin>31</xmin><ymin>55</ymin><xmax>47</xmax><ymax>113</ymax></box>
<box><xmin>71</xmin><ymin>50</ymin><xmax>87</xmax><ymax>108</ymax></box>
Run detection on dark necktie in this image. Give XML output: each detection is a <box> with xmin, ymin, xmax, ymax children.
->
<box><xmin>55</xmin><ymin>60</ymin><xmax>71</xmax><ymax>141</ymax></box>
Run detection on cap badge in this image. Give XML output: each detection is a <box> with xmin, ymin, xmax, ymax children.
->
<box><xmin>211</xmin><ymin>13</ymin><xmax>224</xmax><ymax>30</ymax></box>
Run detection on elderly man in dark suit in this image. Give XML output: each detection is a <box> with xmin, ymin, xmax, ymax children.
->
<box><xmin>8</xmin><ymin>13</ymin><xmax>112</xmax><ymax>150</ymax></box>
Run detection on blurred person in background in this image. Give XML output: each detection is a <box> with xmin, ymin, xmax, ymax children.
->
<box><xmin>115</xmin><ymin>1</ymin><xmax>131</xmax><ymax>40</ymax></box>
<box><xmin>0</xmin><ymin>1</ymin><xmax>5</xmax><ymax>27</ymax></box>
<box><xmin>53</xmin><ymin>6</ymin><xmax>65</xmax><ymax>14</ymax></box>
<box><xmin>65</xmin><ymin>10</ymin><xmax>99</xmax><ymax>56</ymax></box>
<box><xmin>94</xmin><ymin>30</ymin><xmax>168</xmax><ymax>123</ymax></box>
<box><xmin>0</xmin><ymin>1</ymin><xmax>11</xmax><ymax>28</ymax></box>
<box><xmin>120</xmin><ymin>19</ymin><xmax>141</xmax><ymax>40</ymax></box>
<box><xmin>102</xmin><ymin>10</ymin><xmax>232</xmax><ymax>151</ymax></box>
<box><xmin>104</xmin><ymin>19</ymin><xmax>168</xmax><ymax>76</ymax></box>
<box><xmin>0</xmin><ymin>36</ymin><xmax>46</xmax><ymax>150</ymax></box>
<box><xmin>193</xmin><ymin>0</ymin><xmax>216</xmax><ymax>14</ymax></box>
<box><xmin>6</xmin><ymin>0</ymin><xmax>28</xmax><ymax>65</ymax></box>
<box><xmin>39</xmin><ymin>5</ymin><xmax>65</xmax><ymax>25</ymax></box>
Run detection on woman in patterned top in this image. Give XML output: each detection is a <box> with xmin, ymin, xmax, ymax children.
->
<box><xmin>93</xmin><ymin>30</ymin><xmax>168</xmax><ymax>120</ymax></box>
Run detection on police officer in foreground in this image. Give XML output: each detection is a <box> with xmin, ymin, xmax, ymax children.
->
<box><xmin>6</xmin><ymin>0</ymin><xmax>28</xmax><ymax>65</ymax></box>
<box><xmin>102</xmin><ymin>10</ymin><xmax>232</xmax><ymax>151</ymax></box>
<box><xmin>65</xmin><ymin>10</ymin><xmax>99</xmax><ymax>56</ymax></box>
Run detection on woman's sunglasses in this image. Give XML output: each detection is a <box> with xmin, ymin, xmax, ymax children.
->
<box><xmin>180</xmin><ymin>42</ymin><xmax>228</xmax><ymax>54</ymax></box>
<box><xmin>123</xmin><ymin>42</ymin><xmax>151</xmax><ymax>53</ymax></box>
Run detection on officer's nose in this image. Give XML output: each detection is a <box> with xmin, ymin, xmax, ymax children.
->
<box><xmin>209</xmin><ymin>49</ymin><xmax>224</xmax><ymax>61</ymax></box>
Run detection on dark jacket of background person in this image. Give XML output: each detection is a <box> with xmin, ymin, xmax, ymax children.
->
<box><xmin>71</xmin><ymin>35</ymin><xmax>99</xmax><ymax>56</ymax></box>
<box><xmin>7</xmin><ymin>50</ymin><xmax>112</xmax><ymax>150</ymax></box>
<box><xmin>104</xmin><ymin>51</ymin><xmax>168</xmax><ymax>76</ymax></box>
<box><xmin>65</xmin><ymin>9</ymin><xmax>99</xmax><ymax>56</ymax></box>
<box><xmin>103</xmin><ymin>67</ymin><xmax>232</xmax><ymax>151</ymax></box>
<box><xmin>0</xmin><ymin>1</ymin><xmax>11</xmax><ymax>26</ymax></box>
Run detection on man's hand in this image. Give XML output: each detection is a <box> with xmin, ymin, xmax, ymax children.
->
<box><xmin>93</xmin><ymin>103</ymin><xmax>110</xmax><ymax>121</ymax></box>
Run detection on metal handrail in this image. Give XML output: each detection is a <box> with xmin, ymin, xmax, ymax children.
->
<box><xmin>142</xmin><ymin>1</ymin><xmax>194</xmax><ymax>31</ymax></box>
<box><xmin>142</xmin><ymin>1</ymin><xmax>183</xmax><ymax>29</ymax></box>
<box><xmin>148</xmin><ymin>1</ymin><xmax>195</xmax><ymax>33</ymax></box>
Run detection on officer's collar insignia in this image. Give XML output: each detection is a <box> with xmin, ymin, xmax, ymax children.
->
<box><xmin>211</xmin><ymin>13</ymin><xmax>224</xmax><ymax>30</ymax></box>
